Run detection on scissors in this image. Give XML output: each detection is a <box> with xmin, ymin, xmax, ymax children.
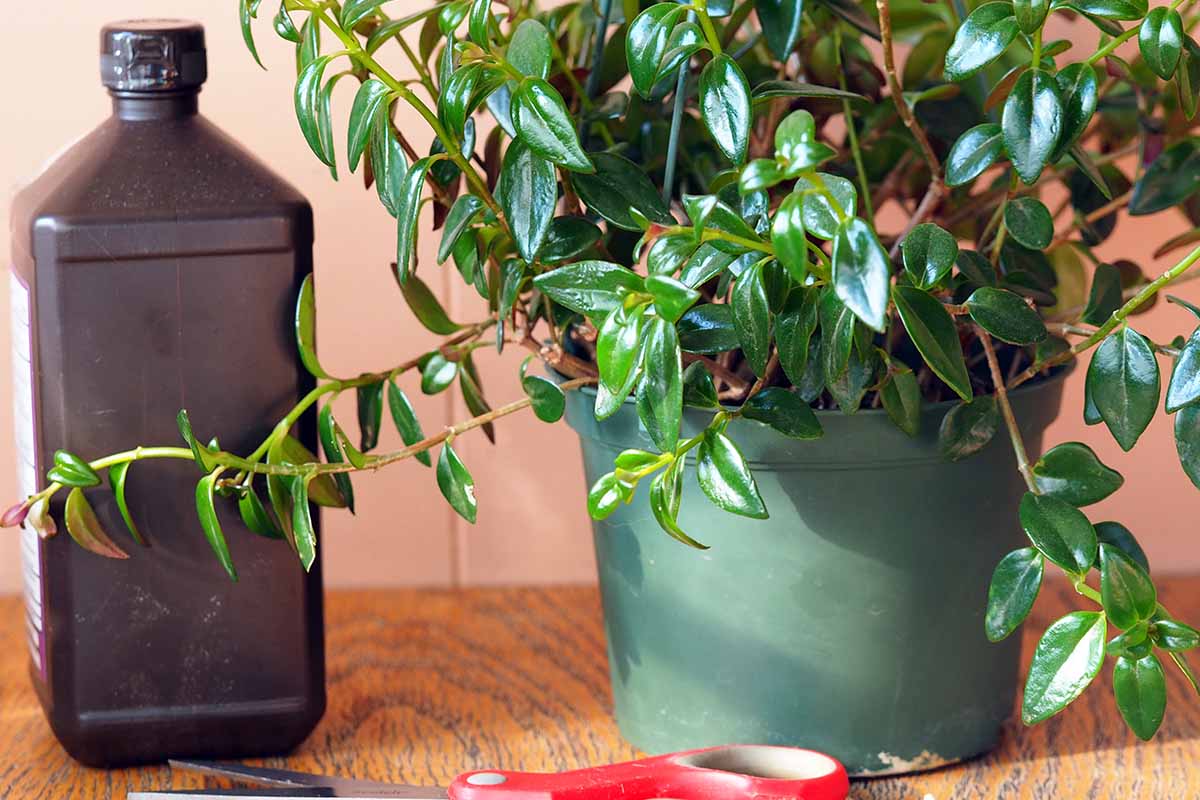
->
<box><xmin>129</xmin><ymin>745</ymin><xmax>849</xmax><ymax>800</ymax></box>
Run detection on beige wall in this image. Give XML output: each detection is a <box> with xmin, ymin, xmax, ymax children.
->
<box><xmin>0</xmin><ymin>2</ymin><xmax>1197</xmax><ymax>595</ymax></box>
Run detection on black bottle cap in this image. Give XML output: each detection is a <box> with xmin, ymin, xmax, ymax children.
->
<box><xmin>100</xmin><ymin>20</ymin><xmax>207</xmax><ymax>92</ymax></box>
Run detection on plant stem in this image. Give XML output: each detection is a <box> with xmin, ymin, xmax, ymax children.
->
<box><xmin>875</xmin><ymin>0</ymin><xmax>944</xmax><ymax>188</ymax></box>
<box><xmin>1009</xmin><ymin>242</ymin><xmax>1200</xmax><ymax>389</ymax></box>
<box><xmin>978</xmin><ymin>328</ymin><xmax>1037</xmax><ymax>492</ymax></box>
<box><xmin>834</xmin><ymin>27</ymin><xmax>874</xmax><ymax>224</ymax></box>
<box><xmin>663</xmin><ymin>13</ymin><xmax>696</xmax><ymax>205</ymax></box>
<box><xmin>694</xmin><ymin>0</ymin><xmax>724</xmax><ymax>55</ymax></box>
<box><xmin>583</xmin><ymin>0</ymin><xmax>614</xmax><ymax>100</ymax></box>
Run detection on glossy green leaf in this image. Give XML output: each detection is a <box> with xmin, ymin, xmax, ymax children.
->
<box><xmin>293</xmin><ymin>273</ymin><xmax>330</xmax><ymax>379</ymax></box>
<box><xmin>697</xmin><ymin>429</ymin><xmax>768</xmax><ymax>518</ymax></box>
<box><xmin>682</xmin><ymin>362</ymin><xmax>720</xmax><ymax>409</ymax></box>
<box><xmin>1130</xmin><ymin>140</ymin><xmax>1200</xmax><ymax>216</ymax></box>
<box><xmin>893</xmin><ymin>285</ymin><xmax>973</xmax><ymax>401</ymax></box>
<box><xmin>647</xmin><ymin>234</ymin><xmax>697</xmax><ymax>277</ymax></box>
<box><xmin>1176</xmin><ymin>398</ymin><xmax>1200</xmax><ymax>488</ymax></box>
<box><xmin>774</xmin><ymin>110</ymin><xmax>836</xmax><ymax>172</ymax></box>
<box><xmin>294</xmin><ymin>55</ymin><xmax>336</xmax><ymax>167</ymax></box>
<box><xmin>239</xmin><ymin>483</ymin><xmax>284</xmax><ymax>540</ymax></box>
<box><xmin>240</xmin><ymin>0</ymin><xmax>265</xmax><ymax>68</ymax></box>
<box><xmin>1100</xmin><ymin>543</ymin><xmax>1157</xmax><ymax>630</ymax></box>
<box><xmin>107</xmin><ymin>462</ymin><xmax>145</xmax><ymax>546</ymax></box>
<box><xmin>827</xmin><ymin>342</ymin><xmax>877</xmax><ymax>414</ymax></box>
<box><xmin>532</xmin><ymin>260</ymin><xmax>644</xmax><ymax>319</ymax></box>
<box><xmin>597</xmin><ymin>306</ymin><xmax>646</xmax><ymax>408</ymax></box>
<box><xmin>1060</xmin><ymin>0</ymin><xmax>1146</xmax><ymax>20</ymax></box>
<box><xmin>64</xmin><ymin>487</ymin><xmax>128</xmax><ymax>559</ymax></box>
<box><xmin>819</xmin><ymin>289</ymin><xmax>855</xmax><ymax>383</ymax></box>
<box><xmin>626</xmin><ymin>3</ymin><xmax>683</xmax><ymax>97</ymax></box>
<box><xmin>437</xmin><ymin>195</ymin><xmax>484</xmax><ymax>265</ymax></box>
<box><xmin>290</xmin><ymin>474</ymin><xmax>317</xmax><ymax>571</ymax></box>
<box><xmin>902</xmin><ymin>223</ymin><xmax>958</xmax><ymax>289</ymax></box>
<box><xmin>1013</xmin><ymin>0</ymin><xmax>1049</xmax><ymax>33</ymax></box>
<box><xmin>176</xmin><ymin>410</ymin><xmax>213</xmax><ymax>472</ymax></box>
<box><xmin>1167</xmin><ymin>328</ymin><xmax>1200</xmax><ymax>412</ymax></box>
<box><xmin>832</xmin><ymin>218</ymin><xmax>890</xmax><ymax>332</ymax></box>
<box><xmin>1087</xmin><ymin>327</ymin><xmax>1161</xmax><ymax>451</ymax></box>
<box><xmin>946</xmin><ymin>123</ymin><xmax>1005</xmax><ymax>187</ymax></box>
<box><xmin>741</xmin><ymin>388</ymin><xmax>822</xmax><ymax>439</ymax></box>
<box><xmin>421</xmin><ymin>353</ymin><xmax>459</xmax><ymax>395</ymax></box>
<box><xmin>678</xmin><ymin>304</ymin><xmax>740</xmax><ymax>354</ymax></box>
<box><xmin>498</xmin><ymin>139</ymin><xmax>555</xmax><ymax>263</ymax></box>
<box><xmin>541</xmin><ymin>217</ymin><xmax>602</xmax><ymax>262</ymax></box>
<box><xmin>751</xmin><ymin>80</ymin><xmax>866</xmax><ymax>103</ymax></box>
<box><xmin>732</xmin><ymin>262</ymin><xmax>771</xmax><ymax>375</ymax></box>
<box><xmin>277</xmin><ymin>435</ymin><xmax>345</xmax><ymax>509</ymax></box>
<box><xmin>646</xmin><ymin>275</ymin><xmax>700</xmax><ymax>323</ymax></box>
<box><xmin>1094</xmin><ymin>521</ymin><xmax>1150</xmax><ymax>573</ymax></box>
<box><xmin>523</xmin><ymin>375</ymin><xmax>566</xmax><ymax>422</ymax></box>
<box><xmin>437</xmin><ymin>443</ymin><xmax>477</xmax><ymax>523</ymax></box>
<box><xmin>196</xmin><ymin>476</ymin><xmax>236</xmax><ymax>579</ymax></box>
<box><xmin>636</xmin><ymin>318</ymin><xmax>684</xmax><ymax>452</ymax></box>
<box><xmin>944</xmin><ymin>3</ymin><xmax>1020</xmax><ymax>81</ymax></box>
<box><xmin>274</xmin><ymin>2</ymin><xmax>301</xmax><ymax>44</ymax></box>
<box><xmin>878</xmin><ymin>353</ymin><xmax>922</xmax><ymax>437</ymax></box>
<box><xmin>1082</xmin><ymin>262</ymin><xmax>1123</xmax><ymax>326</ymax></box>
<box><xmin>348</xmin><ymin>79</ymin><xmax>391</xmax><ymax>173</ymax></box>
<box><xmin>771</xmin><ymin>194</ymin><xmax>808</xmax><ymax>283</ymax></box>
<box><xmin>757</xmin><ymin>0</ymin><xmax>804</xmax><ymax>58</ymax></box>
<box><xmin>317</xmin><ymin>406</ymin><xmax>356</xmax><ymax>515</ymax></box>
<box><xmin>438</xmin><ymin>64</ymin><xmax>481</xmax><ymax>140</ymax></box>
<box><xmin>395</xmin><ymin>156</ymin><xmax>434</xmax><ymax>283</ymax></box>
<box><xmin>986</xmin><ymin>547</ymin><xmax>1044</xmax><ymax>642</ymax></box>
<box><xmin>512</xmin><ymin>78</ymin><xmax>593</xmax><ymax>172</ymax></box>
<box><xmin>397</xmin><ymin>270</ymin><xmax>465</xmax><ymax>337</ymax></box>
<box><xmin>1004</xmin><ymin>197</ymin><xmax>1054</xmax><ymax>251</ymax></box>
<box><xmin>357</xmin><ymin>380</ymin><xmax>385</xmax><ymax>451</ymax></box>
<box><xmin>938</xmin><ymin>396</ymin><xmax>999</xmax><ymax>461</ymax></box>
<box><xmin>1002</xmin><ymin>69</ymin><xmax>1063</xmax><ymax>185</ymax></box>
<box><xmin>508</xmin><ymin>19</ymin><xmax>552</xmax><ymax>79</ymax></box>
<box><xmin>468</xmin><ymin>0</ymin><xmax>493</xmax><ymax>43</ymax></box>
<box><xmin>48</xmin><ymin>450</ymin><xmax>101</xmax><ymax>488</ymax></box>
<box><xmin>650</xmin><ymin>458</ymin><xmax>709</xmax><ymax>549</ymax></box>
<box><xmin>1033</xmin><ymin>442</ymin><xmax>1123</xmax><ymax>506</ymax></box>
<box><xmin>966</xmin><ymin>286</ymin><xmax>1048</xmax><ymax>345</ymax></box>
<box><xmin>700</xmin><ymin>54</ymin><xmax>752</xmax><ymax>165</ymax></box>
<box><xmin>1022</xmin><ymin>611</ymin><xmax>1106</xmax><ymax>724</ymax></box>
<box><xmin>794</xmin><ymin>174</ymin><xmax>856</xmax><ymax>240</ymax></box>
<box><xmin>341</xmin><ymin>0</ymin><xmax>390</xmax><ymax>29</ymax></box>
<box><xmin>1054</xmin><ymin>64</ymin><xmax>1099</xmax><ymax>158</ymax></box>
<box><xmin>1140</xmin><ymin>7</ymin><xmax>1184</xmax><ymax>80</ymax></box>
<box><xmin>1019</xmin><ymin>492</ymin><xmax>1098</xmax><ymax>575</ymax></box>
<box><xmin>776</xmin><ymin>290</ymin><xmax>819</xmax><ymax>385</ymax></box>
<box><xmin>1153</xmin><ymin>619</ymin><xmax>1200</xmax><ymax>651</ymax></box>
<box><xmin>1114</xmin><ymin>653</ymin><xmax>1167</xmax><ymax>740</ymax></box>
<box><xmin>371</xmin><ymin>112</ymin><xmax>408</xmax><ymax>217</ymax></box>
<box><xmin>570</xmin><ymin>153</ymin><xmax>674</xmax><ymax>230</ymax></box>
<box><xmin>387</xmin><ymin>380</ymin><xmax>431</xmax><ymax>467</ymax></box>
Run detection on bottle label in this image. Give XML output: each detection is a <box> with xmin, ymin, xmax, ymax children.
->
<box><xmin>10</xmin><ymin>271</ymin><xmax>46</xmax><ymax>681</ymax></box>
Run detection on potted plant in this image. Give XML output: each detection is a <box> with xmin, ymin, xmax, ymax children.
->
<box><xmin>9</xmin><ymin>0</ymin><xmax>1200</xmax><ymax>776</ymax></box>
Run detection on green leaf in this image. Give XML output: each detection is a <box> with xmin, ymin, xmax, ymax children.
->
<box><xmin>1059</xmin><ymin>0</ymin><xmax>1147</xmax><ymax>20</ymax></box>
<box><xmin>1013</xmin><ymin>0</ymin><xmax>1049</xmax><ymax>33</ymax></box>
<box><xmin>294</xmin><ymin>55</ymin><xmax>336</xmax><ymax>167</ymax></box>
<box><xmin>794</xmin><ymin>174</ymin><xmax>856</xmax><ymax>240</ymax></box>
<box><xmin>815</xmin><ymin>0</ymin><xmax>880</xmax><ymax>38</ymax></box>
<box><xmin>774</xmin><ymin>110</ymin><xmax>836</xmax><ymax>172</ymax></box>
<box><xmin>341</xmin><ymin>0</ymin><xmax>390</xmax><ymax>29</ymax></box>
<box><xmin>626</xmin><ymin>3</ymin><xmax>683</xmax><ymax>97</ymax></box>
<box><xmin>946</xmin><ymin>123</ymin><xmax>1005</xmax><ymax>187</ymax></box>
<box><xmin>348</xmin><ymin>79</ymin><xmax>392</xmax><ymax>173</ymax></box>
<box><xmin>497</xmin><ymin>140</ymin><xmax>556</xmax><ymax>264</ymax></box>
<box><xmin>683</xmin><ymin>362</ymin><xmax>720</xmax><ymax>408</ymax></box>
<box><xmin>893</xmin><ymin>285</ymin><xmax>973</xmax><ymax>401</ymax></box>
<box><xmin>1095</xmin><ymin>520</ymin><xmax>1150</xmax><ymax>573</ymax></box>
<box><xmin>731</xmin><ymin>262</ymin><xmax>771</xmax><ymax>375</ymax></box>
<box><xmin>277</xmin><ymin>435</ymin><xmax>345</xmax><ymax>508</ymax></box>
<box><xmin>1033</xmin><ymin>442</ymin><xmax>1123</xmax><ymax>506</ymax></box>
<box><xmin>819</xmin><ymin>289</ymin><xmax>855</xmax><ymax>384</ymax></box>
<box><xmin>438</xmin><ymin>195</ymin><xmax>485</xmax><ymax>265</ymax></box>
<box><xmin>650</xmin><ymin>459</ymin><xmax>709</xmax><ymax>549</ymax></box>
<box><xmin>107</xmin><ymin>462</ymin><xmax>145</xmax><ymax>546</ymax></box>
<box><xmin>588</xmin><ymin>472</ymin><xmax>622</xmax><ymax>520</ymax></box>
<box><xmin>597</xmin><ymin>306</ymin><xmax>646</xmax><ymax>410</ymax></box>
<box><xmin>468</xmin><ymin>0</ymin><xmax>492</xmax><ymax>43</ymax></box>
<box><xmin>370</xmin><ymin>112</ymin><xmax>408</xmax><ymax>217</ymax></box>
<box><xmin>317</xmin><ymin>406</ymin><xmax>356</xmax><ymax>515</ymax></box>
<box><xmin>697</xmin><ymin>429</ymin><xmax>768</xmax><ymax>518</ymax></box>
<box><xmin>986</xmin><ymin>547</ymin><xmax>1044</xmax><ymax>642</ymax></box>
<box><xmin>902</xmin><ymin>223</ymin><xmax>958</xmax><ymax>289</ymax></box>
<box><xmin>1129</xmin><ymin>140</ymin><xmax>1200</xmax><ymax>216</ymax></box>
<box><xmin>274</xmin><ymin>2</ymin><xmax>301</xmax><ymax>44</ymax></box>
<box><xmin>1176</xmin><ymin>403</ymin><xmax>1200</xmax><ymax>488</ymax></box>
<box><xmin>740</xmin><ymin>159</ymin><xmax>787</xmax><ymax>194</ymax></box>
<box><xmin>751</xmin><ymin>80</ymin><xmax>866</xmax><ymax>103</ymax></box>
<box><xmin>532</xmin><ymin>260</ymin><xmax>644</xmax><ymax>319</ymax></box>
<box><xmin>646</xmin><ymin>275</ymin><xmax>700</xmax><ymax>323</ymax></box>
<box><xmin>1167</xmin><ymin>327</ymin><xmax>1200</xmax><ymax>412</ymax></box>
<box><xmin>48</xmin><ymin>450</ymin><xmax>101</xmax><ymax>488</ymax></box>
<box><xmin>1113</xmin><ymin>653</ymin><xmax>1167</xmax><ymax>740</ymax></box>
<box><xmin>1140</xmin><ymin>7</ymin><xmax>1184</xmax><ymax>80</ymax></box>
<box><xmin>1054</xmin><ymin>64</ymin><xmax>1099</xmax><ymax>159</ymax></box>
<box><xmin>647</xmin><ymin>234</ymin><xmax>697</xmax><ymax>277</ymax></box>
<box><xmin>1100</xmin><ymin>543</ymin><xmax>1157</xmax><ymax>630</ymax></box>
<box><xmin>636</xmin><ymin>318</ymin><xmax>684</xmax><ymax>452</ymax></box>
<box><xmin>678</xmin><ymin>304</ymin><xmax>740</xmax><ymax>354</ymax></box>
<box><xmin>292</xmin><ymin>273</ymin><xmax>330</xmax><ymax>379</ymax></box>
<box><xmin>741</xmin><ymin>388</ymin><xmax>822</xmax><ymax>440</ymax></box>
<box><xmin>826</xmin><ymin>343</ymin><xmax>877</xmax><ymax>414</ymax></box>
<box><xmin>1087</xmin><ymin>327</ymin><xmax>1161</xmax><ymax>451</ymax></box>
<box><xmin>771</xmin><ymin>194</ymin><xmax>808</xmax><ymax>282</ymax></box>
<box><xmin>832</xmin><ymin>218</ymin><xmax>890</xmax><ymax>332</ymax></box>
<box><xmin>64</xmin><ymin>487</ymin><xmax>129</xmax><ymax>559</ymax></box>
<box><xmin>387</xmin><ymin>380</ymin><xmax>431</xmax><ymax>466</ymax></box>
<box><xmin>699</xmin><ymin>54</ymin><xmax>752</xmax><ymax>165</ymax></box>
<box><xmin>239</xmin><ymin>483</ymin><xmax>284</xmax><ymax>540</ymax></box>
<box><xmin>879</xmin><ymin>353</ymin><xmax>922</xmax><ymax>437</ymax></box>
<box><xmin>541</xmin><ymin>217</ymin><xmax>602</xmax><ymax>262</ymax></box>
<box><xmin>1022</xmin><ymin>611</ymin><xmax>1107</xmax><ymax>724</ymax></box>
<box><xmin>1002</xmin><ymin>69</ymin><xmax>1063</xmax><ymax>185</ymax></box>
<box><xmin>176</xmin><ymin>410</ymin><xmax>213</xmax><ymax>472</ymax></box>
<box><xmin>240</xmin><ymin>0</ymin><xmax>265</xmax><ymax>68</ymax></box>
<box><xmin>523</xmin><ymin>375</ymin><xmax>566</xmax><ymax>422</ymax></box>
<box><xmin>421</xmin><ymin>353</ymin><xmax>459</xmax><ymax>395</ymax></box>
<box><xmin>437</xmin><ymin>443</ymin><xmax>477</xmax><ymax>523</ymax></box>
<box><xmin>757</xmin><ymin>0</ymin><xmax>804</xmax><ymax>59</ymax></box>
<box><xmin>290</xmin><ymin>474</ymin><xmax>317</xmax><ymax>571</ymax></box>
<box><xmin>1004</xmin><ymin>197</ymin><xmax>1054</xmax><ymax>251</ymax></box>
<box><xmin>966</xmin><ymin>286</ymin><xmax>1048</xmax><ymax>345</ymax></box>
<box><xmin>1081</xmin><ymin>262</ymin><xmax>1123</xmax><ymax>326</ymax></box>
<box><xmin>1153</xmin><ymin>619</ymin><xmax>1200</xmax><ymax>651</ymax></box>
<box><xmin>507</xmin><ymin>19</ymin><xmax>552</xmax><ymax>79</ymax></box>
<box><xmin>571</xmin><ymin>153</ymin><xmax>675</xmax><ymax>230</ymax></box>
<box><xmin>196</xmin><ymin>475</ymin><xmax>237</xmax><ymax>579</ymax></box>
<box><xmin>512</xmin><ymin>78</ymin><xmax>593</xmax><ymax>172</ymax></box>
<box><xmin>776</xmin><ymin>290</ymin><xmax>819</xmax><ymax>385</ymax></box>
<box><xmin>394</xmin><ymin>156</ymin><xmax>434</xmax><ymax>283</ymax></box>
<box><xmin>1019</xmin><ymin>492</ymin><xmax>1098</xmax><ymax>576</ymax></box>
<box><xmin>944</xmin><ymin>3</ymin><xmax>1020</xmax><ymax>81</ymax></box>
<box><xmin>938</xmin><ymin>396</ymin><xmax>999</xmax><ymax>461</ymax></box>
<box><xmin>357</xmin><ymin>380</ymin><xmax>385</xmax><ymax>451</ymax></box>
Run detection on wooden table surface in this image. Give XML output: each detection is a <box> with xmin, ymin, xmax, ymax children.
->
<box><xmin>1</xmin><ymin>578</ymin><xmax>1198</xmax><ymax>799</ymax></box>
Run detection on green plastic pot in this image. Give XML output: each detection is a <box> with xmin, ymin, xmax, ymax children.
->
<box><xmin>564</xmin><ymin>370</ymin><xmax>1069</xmax><ymax>776</ymax></box>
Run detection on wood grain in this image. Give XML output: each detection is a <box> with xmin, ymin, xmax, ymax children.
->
<box><xmin>1</xmin><ymin>580</ymin><xmax>1198</xmax><ymax>799</ymax></box>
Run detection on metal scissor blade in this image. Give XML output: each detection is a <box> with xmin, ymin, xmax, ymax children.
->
<box><xmin>166</xmin><ymin>760</ymin><xmax>447</xmax><ymax>799</ymax></box>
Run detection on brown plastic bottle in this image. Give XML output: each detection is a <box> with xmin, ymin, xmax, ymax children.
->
<box><xmin>9</xmin><ymin>20</ymin><xmax>325</xmax><ymax>766</ymax></box>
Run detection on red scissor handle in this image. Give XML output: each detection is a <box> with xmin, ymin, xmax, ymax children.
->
<box><xmin>447</xmin><ymin>745</ymin><xmax>849</xmax><ymax>800</ymax></box>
